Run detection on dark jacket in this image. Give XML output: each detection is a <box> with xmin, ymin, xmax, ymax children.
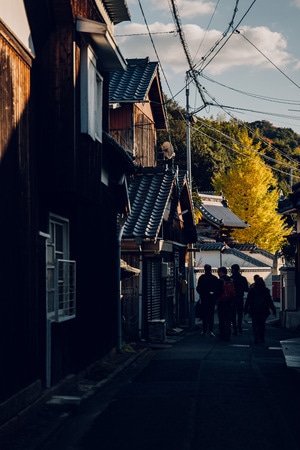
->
<box><xmin>231</xmin><ymin>272</ymin><xmax>249</xmax><ymax>297</ymax></box>
<box><xmin>244</xmin><ymin>285</ymin><xmax>276</xmax><ymax>317</ymax></box>
<box><xmin>197</xmin><ymin>272</ymin><xmax>220</xmax><ymax>304</ymax></box>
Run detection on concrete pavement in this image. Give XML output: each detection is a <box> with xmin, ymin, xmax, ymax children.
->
<box><xmin>1</xmin><ymin>313</ymin><xmax>300</xmax><ymax>450</ymax></box>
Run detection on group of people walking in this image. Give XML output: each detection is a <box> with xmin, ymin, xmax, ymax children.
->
<box><xmin>196</xmin><ymin>264</ymin><xmax>276</xmax><ymax>343</ymax></box>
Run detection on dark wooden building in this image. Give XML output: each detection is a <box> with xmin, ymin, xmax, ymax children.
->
<box><xmin>0</xmin><ymin>0</ymin><xmax>134</xmax><ymax>425</ymax></box>
<box><xmin>109</xmin><ymin>58</ymin><xmax>196</xmax><ymax>339</ymax></box>
<box><xmin>121</xmin><ymin>166</ymin><xmax>197</xmax><ymax>339</ymax></box>
<box><xmin>278</xmin><ymin>182</ymin><xmax>300</xmax><ymax>323</ymax></box>
<box><xmin>109</xmin><ymin>57</ymin><xmax>167</xmax><ymax>166</ymax></box>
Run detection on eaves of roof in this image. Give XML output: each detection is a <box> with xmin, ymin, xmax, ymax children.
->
<box><xmin>198</xmin><ymin>203</ymin><xmax>248</xmax><ymax>228</ymax></box>
<box><xmin>109</xmin><ymin>58</ymin><xmax>166</xmax><ymax>129</ymax></box>
<box><xmin>277</xmin><ymin>198</ymin><xmax>296</xmax><ymax>214</ymax></box>
<box><xmin>278</xmin><ymin>183</ymin><xmax>300</xmax><ymax>214</ymax></box>
<box><xmin>122</xmin><ymin>167</ymin><xmax>176</xmax><ymax>241</ymax></box>
<box><xmin>233</xmin><ymin>244</ymin><xmax>275</xmax><ymax>260</ymax></box>
<box><xmin>102</xmin><ymin>0</ymin><xmax>131</xmax><ymax>24</ymax></box>
<box><xmin>197</xmin><ymin>194</ymin><xmax>248</xmax><ymax>229</ymax></box>
<box><xmin>76</xmin><ymin>17</ymin><xmax>126</xmax><ymax>71</ymax></box>
<box><xmin>103</xmin><ymin>131</ymin><xmax>136</xmax><ymax>172</ymax></box>
<box><xmin>195</xmin><ymin>244</ymin><xmax>270</xmax><ymax>268</ymax></box>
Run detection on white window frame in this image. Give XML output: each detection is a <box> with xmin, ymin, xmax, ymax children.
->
<box><xmin>46</xmin><ymin>214</ymin><xmax>76</xmax><ymax>322</ymax></box>
<box><xmin>80</xmin><ymin>44</ymin><xmax>103</xmax><ymax>142</ymax></box>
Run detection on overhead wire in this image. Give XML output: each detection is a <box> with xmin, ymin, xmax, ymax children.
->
<box><xmin>136</xmin><ymin>0</ymin><xmax>174</xmax><ymax>144</ymax></box>
<box><xmin>137</xmin><ymin>0</ymin><xmax>173</xmax><ymax>99</ymax></box>
<box><xmin>115</xmin><ymin>31</ymin><xmax>175</xmax><ymax>36</ymax></box>
<box><xmin>190</xmin><ymin>121</ymin><xmax>300</xmax><ymax>180</ymax></box>
<box><xmin>168</xmin><ymin>0</ymin><xmax>207</xmax><ymax>106</ymax></box>
<box><xmin>236</xmin><ymin>30</ymin><xmax>300</xmax><ymax>90</ymax></box>
<box><xmin>164</xmin><ymin>0</ymin><xmax>300</xmax><ymax>178</ymax></box>
<box><xmin>193</xmin><ymin>83</ymin><xmax>300</xmax><ymax>167</ymax></box>
<box><xmin>192</xmin><ymin>0</ymin><xmax>221</xmax><ymax>66</ymax></box>
<box><xmin>200</xmin><ymin>74</ymin><xmax>300</xmax><ymax>106</ymax></box>
<box><xmin>194</xmin><ymin>0</ymin><xmax>257</xmax><ymax>74</ymax></box>
<box><xmin>130</xmin><ymin>0</ymin><xmax>299</xmax><ymax>181</ymax></box>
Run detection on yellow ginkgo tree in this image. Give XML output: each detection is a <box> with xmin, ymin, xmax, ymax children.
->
<box><xmin>213</xmin><ymin>129</ymin><xmax>292</xmax><ymax>253</ymax></box>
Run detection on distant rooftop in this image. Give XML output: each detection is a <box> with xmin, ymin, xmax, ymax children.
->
<box><xmin>197</xmin><ymin>193</ymin><xmax>248</xmax><ymax>229</ymax></box>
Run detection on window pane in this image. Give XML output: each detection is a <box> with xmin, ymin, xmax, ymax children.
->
<box><xmin>55</xmin><ymin>223</ymin><xmax>63</xmax><ymax>253</ymax></box>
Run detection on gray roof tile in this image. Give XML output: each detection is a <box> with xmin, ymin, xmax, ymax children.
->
<box><xmin>110</xmin><ymin>58</ymin><xmax>158</xmax><ymax>103</ymax></box>
<box><xmin>194</xmin><ymin>244</ymin><xmax>270</xmax><ymax>267</ymax></box>
<box><xmin>123</xmin><ymin>167</ymin><xmax>175</xmax><ymax>240</ymax></box>
<box><xmin>198</xmin><ymin>193</ymin><xmax>248</xmax><ymax>228</ymax></box>
<box><xmin>109</xmin><ymin>58</ymin><xmax>167</xmax><ymax>130</ymax></box>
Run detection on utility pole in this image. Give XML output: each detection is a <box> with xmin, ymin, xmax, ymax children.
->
<box><xmin>186</xmin><ymin>73</ymin><xmax>192</xmax><ymax>187</ymax></box>
<box><xmin>290</xmin><ymin>167</ymin><xmax>293</xmax><ymax>188</ymax></box>
<box><xmin>186</xmin><ymin>72</ymin><xmax>195</xmax><ymax>328</ymax></box>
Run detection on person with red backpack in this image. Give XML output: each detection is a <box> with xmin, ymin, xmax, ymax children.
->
<box><xmin>217</xmin><ymin>266</ymin><xmax>235</xmax><ymax>341</ymax></box>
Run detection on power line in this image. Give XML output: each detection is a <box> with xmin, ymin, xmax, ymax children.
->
<box><xmin>115</xmin><ymin>31</ymin><xmax>175</xmax><ymax>37</ymax></box>
<box><xmin>200</xmin><ymin>74</ymin><xmax>300</xmax><ymax>106</ymax></box>
<box><xmin>192</xmin><ymin>84</ymin><xmax>300</xmax><ymax>167</ymax></box>
<box><xmin>194</xmin><ymin>0</ymin><xmax>257</xmax><ymax>74</ymax></box>
<box><xmin>168</xmin><ymin>0</ymin><xmax>207</xmax><ymax>106</ymax></box>
<box><xmin>137</xmin><ymin>0</ymin><xmax>173</xmax><ymax>100</ymax></box>
<box><xmin>192</xmin><ymin>0</ymin><xmax>221</xmax><ymax>66</ymax></box>
<box><xmin>236</xmin><ymin>30</ymin><xmax>300</xmax><ymax>91</ymax></box>
<box><xmin>190</xmin><ymin>122</ymin><xmax>300</xmax><ymax>180</ymax></box>
<box><xmin>136</xmin><ymin>0</ymin><xmax>174</xmax><ymax>142</ymax></box>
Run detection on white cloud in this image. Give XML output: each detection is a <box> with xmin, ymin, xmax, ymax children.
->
<box><xmin>170</xmin><ymin>0</ymin><xmax>216</xmax><ymax>18</ymax></box>
<box><xmin>203</xmin><ymin>25</ymin><xmax>293</xmax><ymax>74</ymax></box>
<box><xmin>290</xmin><ymin>0</ymin><xmax>300</xmax><ymax>8</ymax></box>
<box><xmin>125</xmin><ymin>0</ymin><xmax>216</xmax><ymax>18</ymax></box>
<box><xmin>116</xmin><ymin>22</ymin><xmax>295</xmax><ymax>76</ymax></box>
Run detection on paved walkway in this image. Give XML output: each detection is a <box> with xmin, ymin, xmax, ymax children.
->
<box><xmin>1</xmin><ymin>316</ymin><xmax>300</xmax><ymax>450</ymax></box>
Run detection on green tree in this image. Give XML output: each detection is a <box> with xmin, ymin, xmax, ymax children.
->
<box><xmin>213</xmin><ymin>129</ymin><xmax>291</xmax><ymax>253</ymax></box>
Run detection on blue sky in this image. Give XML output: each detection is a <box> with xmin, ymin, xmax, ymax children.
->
<box><xmin>115</xmin><ymin>0</ymin><xmax>300</xmax><ymax>134</ymax></box>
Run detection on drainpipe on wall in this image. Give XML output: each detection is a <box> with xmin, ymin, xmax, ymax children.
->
<box><xmin>117</xmin><ymin>216</ymin><xmax>126</xmax><ymax>352</ymax></box>
<box><xmin>138</xmin><ymin>245</ymin><xmax>143</xmax><ymax>339</ymax></box>
<box><xmin>39</xmin><ymin>231</ymin><xmax>51</xmax><ymax>388</ymax></box>
<box><xmin>134</xmin><ymin>237</ymin><xmax>143</xmax><ymax>339</ymax></box>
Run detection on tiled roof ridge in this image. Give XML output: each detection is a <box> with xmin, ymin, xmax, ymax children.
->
<box><xmin>232</xmin><ymin>244</ymin><xmax>275</xmax><ymax>260</ymax></box>
<box><xmin>195</xmin><ymin>244</ymin><xmax>270</xmax><ymax>267</ymax></box>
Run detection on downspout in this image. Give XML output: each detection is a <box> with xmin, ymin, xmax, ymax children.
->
<box><xmin>138</xmin><ymin>243</ymin><xmax>143</xmax><ymax>339</ymax></box>
<box><xmin>134</xmin><ymin>237</ymin><xmax>143</xmax><ymax>339</ymax></box>
<box><xmin>39</xmin><ymin>231</ymin><xmax>51</xmax><ymax>388</ymax></box>
<box><xmin>73</xmin><ymin>26</ymin><xmax>77</xmax><ymax>190</ymax></box>
<box><xmin>117</xmin><ymin>216</ymin><xmax>126</xmax><ymax>352</ymax></box>
<box><xmin>116</xmin><ymin>174</ymin><xmax>131</xmax><ymax>351</ymax></box>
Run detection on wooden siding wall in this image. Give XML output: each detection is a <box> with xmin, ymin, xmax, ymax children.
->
<box><xmin>36</xmin><ymin>25</ymin><xmax>76</xmax><ymax>196</ymax></box>
<box><xmin>30</xmin><ymin>3</ymin><xmax>120</xmax><ymax>385</ymax></box>
<box><xmin>109</xmin><ymin>102</ymin><xmax>157</xmax><ymax>167</ymax></box>
<box><xmin>34</xmin><ymin>23</ymin><xmax>105</xmax><ymax>204</ymax></box>
<box><xmin>134</xmin><ymin>103</ymin><xmax>156</xmax><ymax>167</ymax></box>
<box><xmin>0</xmin><ymin>21</ymin><xmax>39</xmax><ymax>402</ymax></box>
<box><xmin>109</xmin><ymin>103</ymin><xmax>133</xmax><ymax>153</ymax></box>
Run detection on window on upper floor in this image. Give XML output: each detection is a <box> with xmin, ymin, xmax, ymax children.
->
<box><xmin>80</xmin><ymin>45</ymin><xmax>103</xmax><ymax>142</ymax></box>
